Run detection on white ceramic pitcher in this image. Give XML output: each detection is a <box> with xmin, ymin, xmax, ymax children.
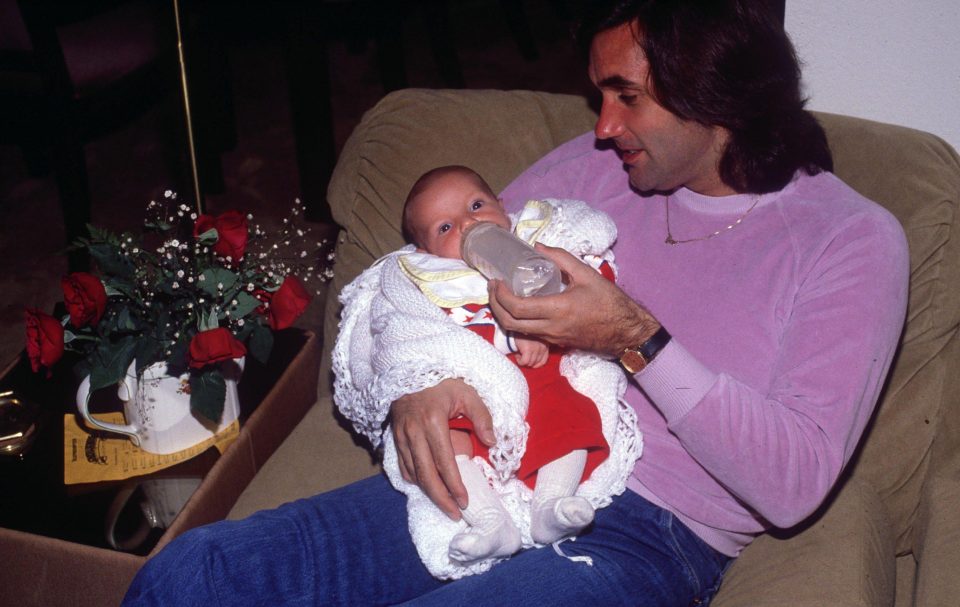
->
<box><xmin>76</xmin><ymin>358</ymin><xmax>243</xmax><ymax>455</ymax></box>
<box><xmin>104</xmin><ymin>476</ymin><xmax>203</xmax><ymax>551</ymax></box>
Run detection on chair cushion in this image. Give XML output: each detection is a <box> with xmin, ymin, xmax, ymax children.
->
<box><xmin>228</xmin><ymin>396</ymin><xmax>379</xmax><ymax>519</ymax></box>
<box><xmin>713</xmin><ymin>478</ymin><xmax>896</xmax><ymax>607</ymax></box>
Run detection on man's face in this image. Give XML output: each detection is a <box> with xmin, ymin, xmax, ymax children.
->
<box><xmin>588</xmin><ymin>23</ymin><xmax>733</xmax><ymax>196</ymax></box>
<box><xmin>407</xmin><ymin>170</ymin><xmax>512</xmax><ymax>260</ymax></box>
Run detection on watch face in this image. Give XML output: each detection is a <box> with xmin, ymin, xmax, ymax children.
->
<box><xmin>619</xmin><ymin>349</ymin><xmax>647</xmax><ymax>374</ymax></box>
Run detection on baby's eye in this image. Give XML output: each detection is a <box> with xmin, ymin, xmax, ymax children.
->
<box><xmin>438</xmin><ymin>223</ymin><xmax>452</xmax><ymax>235</ymax></box>
<box><xmin>470</xmin><ymin>200</ymin><xmax>484</xmax><ymax>211</ymax></box>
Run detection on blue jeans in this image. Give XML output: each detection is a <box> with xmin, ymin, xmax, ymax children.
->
<box><xmin>123</xmin><ymin>475</ymin><xmax>730</xmax><ymax>606</ymax></box>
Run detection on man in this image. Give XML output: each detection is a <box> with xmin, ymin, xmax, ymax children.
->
<box><xmin>124</xmin><ymin>2</ymin><xmax>908</xmax><ymax>605</ymax></box>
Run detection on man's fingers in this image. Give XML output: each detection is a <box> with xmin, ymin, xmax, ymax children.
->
<box><xmin>489</xmin><ymin>279</ymin><xmax>554</xmax><ymax>322</ymax></box>
<box><xmin>396</xmin><ymin>440</ymin><xmax>414</xmax><ymax>483</ymax></box>
<box><xmin>534</xmin><ymin>242</ymin><xmax>593</xmax><ymax>279</ymax></box>
<box><xmin>462</xmin><ymin>393</ymin><xmax>496</xmax><ymax>447</ymax></box>
<box><xmin>435</xmin><ymin>444</ymin><xmax>468</xmax><ymax>512</ymax></box>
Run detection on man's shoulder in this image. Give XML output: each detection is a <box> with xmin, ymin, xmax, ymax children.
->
<box><xmin>778</xmin><ymin>171</ymin><xmax>906</xmax><ymax>248</ymax></box>
<box><xmin>804</xmin><ymin>170</ymin><xmax>897</xmax><ymax>212</ymax></box>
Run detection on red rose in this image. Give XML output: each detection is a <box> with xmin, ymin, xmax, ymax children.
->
<box><xmin>193</xmin><ymin>210</ymin><xmax>248</xmax><ymax>262</ymax></box>
<box><xmin>267</xmin><ymin>276</ymin><xmax>311</xmax><ymax>330</ymax></box>
<box><xmin>25</xmin><ymin>308</ymin><xmax>65</xmax><ymax>375</ymax></box>
<box><xmin>188</xmin><ymin>327</ymin><xmax>247</xmax><ymax>369</ymax></box>
<box><xmin>61</xmin><ymin>272</ymin><xmax>107</xmax><ymax>327</ymax></box>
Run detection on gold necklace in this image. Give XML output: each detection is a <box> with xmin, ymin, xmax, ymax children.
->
<box><xmin>664</xmin><ymin>194</ymin><xmax>762</xmax><ymax>245</ymax></box>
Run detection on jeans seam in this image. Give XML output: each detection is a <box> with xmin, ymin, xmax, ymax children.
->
<box><xmin>660</xmin><ymin>509</ymin><xmax>701</xmax><ymax>594</ymax></box>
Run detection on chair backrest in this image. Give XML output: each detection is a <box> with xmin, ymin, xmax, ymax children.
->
<box><xmin>814</xmin><ymin>112</ymin><xmax>960</xmax><ymax>551</ymax></box>
<box><xmin>322</xmin><ymin>89</ymin><xmax>960</xmax><ymax>553</ymax></box>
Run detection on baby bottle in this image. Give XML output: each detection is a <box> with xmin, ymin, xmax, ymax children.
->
<box><xmin>460</xmin><ymin>222</ymin><xmax>564</xmax><ymax>297</ymax></box>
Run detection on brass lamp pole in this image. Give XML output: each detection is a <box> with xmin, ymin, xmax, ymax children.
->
<box><xmin>173</xmin><ymin>0</ymin><xmax>204</xmax><ymax>215</ymax></box>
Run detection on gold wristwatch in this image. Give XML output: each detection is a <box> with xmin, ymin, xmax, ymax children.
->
<box><xmin>619</xmin><ymin>325</ymin><xmax>672</xmax><ymax>374</ymax></box>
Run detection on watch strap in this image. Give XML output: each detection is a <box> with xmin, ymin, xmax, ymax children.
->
<box><xmin>619</xmin><ymin>325</ymin><xmax>672</xmax><ymax>374</ymax></box>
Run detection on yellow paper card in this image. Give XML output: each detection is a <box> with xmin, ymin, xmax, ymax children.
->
<box><xmin>63</xmin><ymin>413</ymin><xmax>238</xmax><ymax>485</ymax></box>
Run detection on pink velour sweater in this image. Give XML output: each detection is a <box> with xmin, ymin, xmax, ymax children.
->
<box><xmin>500</xmin><ymin>132</ymin><xmax>909</xmax><ymax>556</ymax></box>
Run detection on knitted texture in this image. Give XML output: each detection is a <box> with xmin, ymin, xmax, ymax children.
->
<box><xmin>333</xmin><ymin>199</ymin><xmax>641</xmax><ymax>579</ymax></box>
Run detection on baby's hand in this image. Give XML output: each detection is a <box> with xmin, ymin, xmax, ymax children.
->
<box><xmin>514</xmin><ymin>335</ymin><xmax>549</xmax><ymax>368</ymax></box>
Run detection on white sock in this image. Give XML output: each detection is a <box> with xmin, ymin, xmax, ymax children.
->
<box><xmin>530</xmin><ymin>450</ymin><xmax>595</xmax><ymax>544</ymax></box>
<box><xmin>448</xmin><ymin>455</ymin><xmax>521</xmax><ymax>565</ymax></box>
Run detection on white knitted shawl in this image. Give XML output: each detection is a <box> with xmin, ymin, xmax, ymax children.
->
<box><xmin>333</xmin><ymin>199</ymin><xmax>642</xmax><ymax>579</ymax></box>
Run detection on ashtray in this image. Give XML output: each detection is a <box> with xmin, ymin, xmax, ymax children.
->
<box><xmin>0</xmin><ymin>389</ymin><xmax>42</xmax><ymax>458</ymax></box>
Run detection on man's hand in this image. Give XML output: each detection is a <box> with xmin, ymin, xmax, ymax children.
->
<box><xmin>488</xmin><ymin>244</ymin><xmax>660</xmax><ymax>356</ymax></box>
<box><xmin>513</xmin><ymin>335</ymin><xmax>549</xmax><ymax>368</ymax></box>
<box><xmin>390</xmin><ymin>378</ymin><xmax>495</xmax><ymax>520</ymax></box>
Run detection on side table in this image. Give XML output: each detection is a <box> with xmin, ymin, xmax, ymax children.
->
<box><xmin>0</xmin><ymin>329</ymin><xmax>321</xmax><ymax>607</ymax></box>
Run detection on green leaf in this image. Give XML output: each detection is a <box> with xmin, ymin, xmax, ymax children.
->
<box><xmin>199</xmin><ymin>307</ymin><xmax>219</xmax><ymax>331</ymax></box>
<box><xmin>190</xmin><ymin>369</ymin><xmax>225</xmax><ymax>423</ymax></box>
<box><xmin>196</xmin><ymin>228</ymin><xmax>219</xmax><ymax>245</ymax></box>
<box><xmin>105</xmin><ymin>278</ymin><xmax>139</xmax><ymax>300</ymax></box>
<box><xmin>133</xmin><ymin>338</ymin><xmax>163</xmax><ymax>374</ymax></box>
<box><xmin>200</xmin><ymin>267</ymin><xmax>238</xmax><ymax>296</ymax></box>
<box><xmin>89</xmin><ymin>337</ymin><xmax>137</xmax><ymax>391</ymax></box>
<box><xmin>166</xmin><ymin>335</ymin><xmax>191</xmax><ymax>375</ymax></box>
<box><xmin>229</xmin><ymin>291</ymin><xmax>261</xmax><ymax>320</ymax></box>
<box><xmin>248</xmin><ymin>323</ymin><xmax>274</xmax><ymax>364</ymax></box>
<box><xmin>64</xmin><ymin>330</ymin><xmax>76</xmax><ymax>344</ymax></box>
<box><xmin>116</xmin><ymin>306</ymin><xmax>137</xmax><ymax>331</ymax></box>
<box><xmin>88</xmin><ymin>243</ymin><xmax>134</xmax><ymax>279</ymax></box>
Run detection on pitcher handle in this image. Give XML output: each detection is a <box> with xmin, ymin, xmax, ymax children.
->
<box><xmin>76</xmin><ymin>375</ymin><xmax>142</xmax><ymax>447</ymax></box>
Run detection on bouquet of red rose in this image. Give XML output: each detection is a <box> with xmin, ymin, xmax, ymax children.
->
<box><xmin>25</xmin><ymin>193</ymin><xmax>331</xmax><ymax>422</ymax></box>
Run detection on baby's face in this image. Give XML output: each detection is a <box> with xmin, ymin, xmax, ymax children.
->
<box><xmin>407</xmin><ymin>171</ymin><xmax>512</xmax><ymax>259</ymax></box>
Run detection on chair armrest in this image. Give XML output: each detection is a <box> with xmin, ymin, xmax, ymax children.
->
<box><xmin>227</xmin><ymin>396</ymin><xmax>380</xmax><ymax>520</ymax></box>
<box><xmin>713</xmin><ymin>477</ymin><xmax>896</xmax><ymax>607</ymax></box>
<box><xmin>913</xmin><ymin>470</ymin><xmax>960</xmax><ymax>606</ymax></box>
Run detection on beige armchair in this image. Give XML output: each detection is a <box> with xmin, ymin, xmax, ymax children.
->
<box><xmin>229</xmin><ymin>89</ymin><xmax>960</xmax><ymax>606</ymax></box>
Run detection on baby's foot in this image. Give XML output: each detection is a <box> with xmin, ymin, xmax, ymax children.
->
<box><xmin>531</xmin><ymin>496</ymin><xmax>594</xmax><ymax>544</ymax></box>
<box><xmin>448</xmin><ymin>508</ymin><xmax>521</xmax><ymax>565</ymax></box>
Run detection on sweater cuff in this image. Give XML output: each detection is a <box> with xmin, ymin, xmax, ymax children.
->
<box><xmin>635</xmin><ymin>339</ymin><xmax>717</xmax><ymax>424</ymax></box>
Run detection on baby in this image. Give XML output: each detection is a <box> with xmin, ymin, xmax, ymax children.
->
<box><xmin>402</xmin><ymin>166</ymin><xmax>611</xmax><ymax>560</ymax></box>
<box><xmin>333</xmin><ymin>165</ymin><xmax>640</xmax><ymax>579</ymax></box>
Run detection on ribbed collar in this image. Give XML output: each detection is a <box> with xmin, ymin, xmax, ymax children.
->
<box><xmin>669</xmin><ymin>172</ymin><xmax>799</xmax><ymax>215</ymax></box>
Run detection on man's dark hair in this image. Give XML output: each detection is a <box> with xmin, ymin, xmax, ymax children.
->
<box><xmin>577</xmin><ymin>0</ymin><xmax>833</xmax><ymax>194</ymax></box>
